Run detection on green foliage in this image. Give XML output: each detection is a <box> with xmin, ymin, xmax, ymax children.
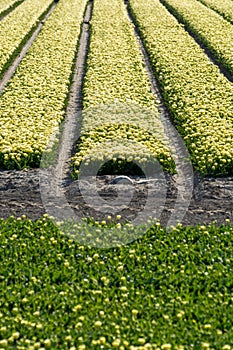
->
<box><xmin>0</xmin><ymin>217</ymin><xmax>233</xmax><ymax>349</ymax></box>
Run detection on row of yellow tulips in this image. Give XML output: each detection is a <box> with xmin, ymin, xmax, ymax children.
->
<box><xmin>199</xmin><ymin>0</ymin><xmax>233</xmax><ymax>23</ymax></box>
<box><xmin>0</xmin><ymin>0</ymin><xmax>22</xmax><ymax>18</ymax></box>
<box><xmin>197</xmin><ymin>0</ymin><xmax>233</xmax><ymax>25</ymax></box>
<box><xmin>0</xmin><ymin>0</ymin><xmax>87</xmax><ymax>169</ymax></box>
<box><xmin>160</xmin><ymin>0</ymin><xmax>233</xmax><ymax>77</ymax></box>
<box><xmin>0</xmin><ymin>0</ymin><xmax>53</xmax><ymax>78</ymax></box>
<box><xmin>71</xmin><ymin>0</ymin><xmax>175</xmax><ymax>177</ymax></box>
<box><xmin>129</xmin><ymin>0</ymin><xmax>233</xmax><ymax>175</ymax></box>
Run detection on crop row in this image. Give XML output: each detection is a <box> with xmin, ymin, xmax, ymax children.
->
<box><xmin>160</xmin><ymin>0</ymin><xmax>233</xmax><ymax>77</ymax></box>
<box><xmin>0</xmin><ymin>216</ymin><xmax>233</xmax><ymax>349</ymax></box>
<box><xmin>0</xmin><ymin>0</ymin><xmax>87</xmax><ymax>169</ymax></box>
<box><xmin>0</xmin><ymin>0</ymin><xmax>53</xmax><ymax>78</ymax></box>
<box><xmin>71</xmin><ymin>0</ymin><xmax>175</xmax><ymax>178</ymax></box>
<box><xmin>129</xmin><ymin>0</ymin><xmax>233</xmax><ymax>175</ymax></box>
<box><xmin>197</xmin><ymin>0</ymin><xmax>233</xmax><ymax>25</ymax></box>
<box><xmin>0</xmin><ymin>0</ymin><xmax>23</xmax><ymax>18</ymax></box>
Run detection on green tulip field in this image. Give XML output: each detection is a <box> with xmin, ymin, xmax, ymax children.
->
<box><xmin>0</xmin><ymin>0</ymin><xmax>233</xmax><ymax>348</ymax></box>
<box><xmin>0</xmin><ymin>217</ymin><xmax>233</xmax><ymax>349</ymax></box>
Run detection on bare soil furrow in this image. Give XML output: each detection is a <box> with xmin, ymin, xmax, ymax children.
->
<box><xmin>1</xmin><ymin>169</ymin><xmax>233</xmax><ymax>227</ymax></box>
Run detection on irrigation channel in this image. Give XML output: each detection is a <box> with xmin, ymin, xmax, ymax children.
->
<box><xmin>0</xmin><ymin>0</ymin><xmax>233</xmax><ymax>228</ymax></box>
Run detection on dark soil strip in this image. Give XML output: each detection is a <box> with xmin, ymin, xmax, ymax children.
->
<box><xmin>0</xmin><ymin>1</ymin><xmax>55</xmax><ymax>83</ymax></box>
<box><xmin>159</xmin><ymin>0</ymin><xmax>233</xmax><ymax>83</ymax></box>
<box><xmin>196</xmin><ymin>0</ymin><xmax>233</xmax><ymax>26</ymax></box>
<box><xmin>0</xmin><ymin>0</ymin><xmax>24</xmax><ymax>21</ymax></box>
<box><xmin>0</xmin><ymin>169</ymin><xmax>44</xmax><ymax>220</ymax></box>
<box><xmin>1</xmin><ymin>169</ymin><xmax>233</xmax><ymax>227</ymax></box>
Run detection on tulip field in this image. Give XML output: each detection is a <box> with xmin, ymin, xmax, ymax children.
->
<box><xmin>0</xmin><ymin>0</ymin><xmax>233</xmax><ymax>348</ymax></box>
<box><xmin>0</xmin><ymin>217</ymin><xmax>233</xmax><ymax>349</ymax></box>
<box><xmin>0</xmin><ymin>0</ymin><xmax>87</xmax><ymax>169</ymax></box>
<box><xmin>0</xmin><ymin>0</ymin><xmax>54</xmax><ymax>78</ymax></box>
<box><xmin>71</xmin><ymin>0</ymin><xmax>174</xmax><ymax>177</ymax></box>
<box><xmin>129</xmin><ymin>0</ymin><xmax>233</xmax><ymax>175</ymax></box>
<box><xmin>196</xmin><ymin>0</ymin><xmax>233</xmax><ymax>24</ymax></box>
<box><xmin>0</xmin><ymin>0</ymin><xmax>23</xmax><ymax>18</ymax></box>
<box><xmin>0</xmin><ymin>0</ymin><xmax>233</xmax><ymax>175</ymax></box>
